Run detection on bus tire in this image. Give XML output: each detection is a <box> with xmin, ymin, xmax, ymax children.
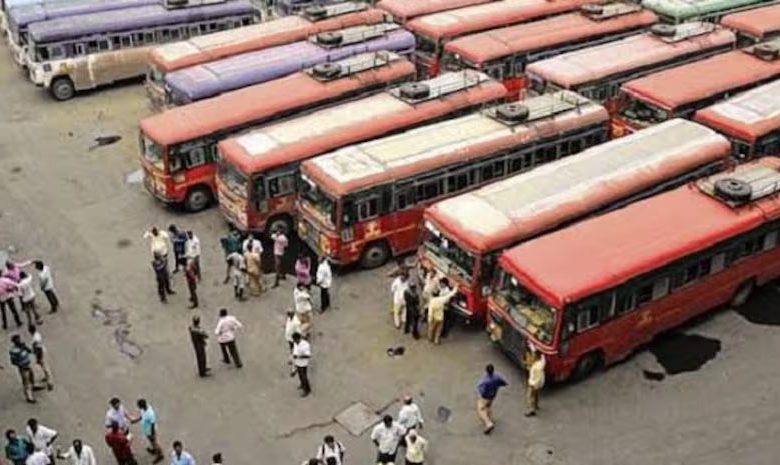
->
<box><xmin>571</xmin><ymin>350</ymin><xmax>603</xmax><ymax>382</ymax></box>
<box><xmin>50</xmin><ymin>76</ymin><xmax>75</xmax><ymax>101</ymax></box>
<box><xmin>266</xmin><ymin>215</ymin><xmax>293</xmax><ymax>236</ymax></box>
<box><xmin>360</xmin><ymin>241</ymin><xmax>390</xmax><ymax>269</ymax></box>
<box><xmin>184</xmin><ymin>186</ymin><xmax>212</xmax><ymax>212</ymax></box>
<box><xmin>730</xmin><ymin>279</ymin><xmax>755</xmax><ymax>307</ymax></box>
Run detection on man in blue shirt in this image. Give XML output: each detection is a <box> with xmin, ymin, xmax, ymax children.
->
<box><xmin>170</xmin><ymin>441</ymin><xmax>194</xmax><ymax>465</ymax></box>
<box><xmin>476</xmin><ymin>364</ymin><xmax>508</xmax><ymax>435</ymax></box>
<box><xmin>132</xmin><ymin>399</ymin><xmax>163</xmax><ymax>464</ymax></box>
<box><xmin>9</xmin><ymin>334</ymin><xmax>36</xmax><ymax>403</ymax></box>
<box><xmin>4</xmin><ymin>429</ymin><xmax>32</xmax><ymax>465</ymax></box>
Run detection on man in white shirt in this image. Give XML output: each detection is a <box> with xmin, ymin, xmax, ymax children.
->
<box><xmin>34</xmin><ymin>261</ymin><xmax>59</xmax><ymax>313</ymax></box>
<box><xmin>215</xmin><ymin>308</ymin><xmax>243</xmax><ymax>368</ymax></box>
<box><xmin>25</xmin><ymin>451</ymin><xmax>50</xmax><ymax>465</ymax></box>
<box><xmin>370</xmin><ymin>415</ymin><xmax>405</xmax><ymax>465</ymax></box>
<box><xmin>315</xmin><ymin>435</ymin><xmax>345</xmax><ymax>465</ymax></box>
<box><xmin>57</xmin><ymin>439</ymin><xmax>96</xmax><ymax>465</ymax></box>
<box><xmin>397</xmin><ymin>395</ymin><xmax>424</xmax><ymax>431</ymax></box>
<box><xmin>26</xmin><ymin>419</ymin><xmax>57</xmax><ymax>462</ymax></box>
<box><xmin>242</xmin><ymin>233</ymin><xmax>263</xmax><ymax>255</ymax></box>
<box><xmin>390</xmin><ymin>272</ymin><xmax>408</xmax><ymax>329</ymax></box>
<box><xmin>284</xmin><ymin>310</ymin><xmax>302</xmax><ymax>375</ymax></box>
<box><xmin>291</xmin><ymin>332</ymin><xmax>311</xmax><ymax>397</ymax></box>
<box><xmin>315</xmin><ymin>257</ymin><xmax>332</xmax><ymax>313</ymax></box>
<box><xmin>143</xmin><ymin>227</ymin><xmax>170</xmax><ymax>260</ymax></box>
<box><xmin>28</xmin><ymin>324</ymin><xmax>54</xmax><ymax>391</ymax></box>
<box><xmin>224</xmin><ymin>252</ymin><xmax>246</xmax><ymax>301</ymax></box>
<box><xmin>525</xmin><ymin>349</ymin><xmax>546</xmax><ymax>417</ymax></box>
<box><xmin>185</xmin><ymin>231</ymin><xmax>201</xmax><ymax>282</ymax></box>
<box><xmin>18</xmin><ymin>272</ymin><xmax>42</xmax><ymax>326</ymax></box>
<box><xmin>104</xmin><ymin>397</ymin><xmax>131</xmax><ymax>432</ymax></box>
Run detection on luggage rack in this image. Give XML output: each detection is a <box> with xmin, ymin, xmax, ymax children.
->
<box><xmin>388</xmin><ymin>70</ymin><xmax>490</xmax><ymax>104</ymax></box>
<box><xmin>698</xmin><ymin>162</ymin><xmax>780</xmax><ymax>207</ymax></box>
<box><xmin>306</xmin><ymin>51</ymin><xmax>401</xmax><ymax>81</ymax></box>
<box><xmin>651</xmin><ymin>21</ymin><xmax>719</xmax><ymax>43</ymax></box>
<box><xmin>312</xmin><ymin>22</ymin><xmax>400</xmax><ymax>47</ymax></box>
<box><xmin>581</xmin><ymin>1</ymin><xmax>643</xmax><ymax>20</ymax></box>
<box><xmin>300</xmin><ymin>1</ymin><xmax>368</xmax><ymax>21</ymax></box>
<box><xmin>484</xmin><ymin>91</ymin><xmax>590</xmax><ymax>127</ymax></box>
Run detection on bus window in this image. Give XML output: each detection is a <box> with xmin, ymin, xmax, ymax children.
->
<box><xmin>171</xmin><ymin>28</ymin><xmax>180</xmax><ymax>40</ymax></box>
<box><xmin>480</xmin><ymin>159</ymin><xmax>505</xmax><ymax>182</ymax></box>
<box><xmin>121</xmin><ymin>36</ymin><xmax>132</xmax><ymax>48</ymax></box>
<box><xmin>576</xmin><ymin>304</ymin><xmax>600</xmax><ymax>332</ymax></box>
<box><xmin>49</xmin><ymin>45</ymin><xmax>64</xmax><ymax>60</ymax></box>
<box><xmin>189</xmin><ymin>25</ymin><xmax>200</xmax><ymax>37</ymax></box>
<box><xmin>615</xmin><ymin>289</ymin><xmax>636</xmax><ymax>315</ymax></box>
<box><xmin>185</xmin><ymin>147</ymin><xmax>207</xmax><ymax>168</ymax></box>
<box><xmin>144</xmin><ymin>32</ymin><xmax>154</xmax><ymax>44</ymax></box>
<box><xmin>446</xmin><ymin>169</ymin><xmax>473</xmax><ymax>194</ymax></box>
<box><xmin>394</xmin><ymin>184</ymin><xmax>414</xmax><ymax>211</ymax></box>
<box><xmin>253</xmin><ymin>176</ymin><xmax>266</xmax><ymax>210</ymax></box>
<box><xmin>764</xmin><ymin>231</ymin><xmax>778</xmax><ymax>251</ymax></box>
<box><xmin>267</xmin><ymin>173</ymin><xmax>296</xmax><ymax>198</ymax></box>
<box><xmin>98</xmin><ymin>40</ymin><xmax>110</xmax><ymax>52</ymax></box>
<box><xmin>133</xmin><ymin>33</ymin><xmax>144</xmax><ymax>45</ymax></box>
<box><xmin>415</xmin><ymin>177</ymin><xmax>443</xmax><ymax>202</ymax></box>
<box><xmin>651</xmin><ymin>277</ymin><xmax>670</xmax><ymax>300</ymax></box>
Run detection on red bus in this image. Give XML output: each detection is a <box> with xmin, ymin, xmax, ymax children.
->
<box><xmin>297</xmin><ymin>91</ymin><xmax>610</xmax><ymax>269</ymax></box>
<box><xmin>216</xmin><ymin>70</ymin><xmax>507</xmax><ymax>234</ymax></box>
<box><xmin>421</xmin><ymin>119</ymin><xmax>731</xmax><ymax>323</ymax></box>
<box><xmin>487</xmin><ymin>156</ymin><xmax>780</xmax><ymax>381</ymax></box>
<box><xmin>442</xmin><ymin>2</ymin><xmax>658</xmax><ymax>97</ymax></box>
<box><xmin>139</xmin><ymin>52</ymin><xmax>415</xmax><ymax>212</ymax></box>
<box><xmin>376</xmin><ymin>0</ymin><xmax>495</xmax><ymax>23</ymax></box>
<box><xmin>721</xmin><ymin>3</ymin><xmax>780</xmax><ymax>45</ymax></box>
<box><xmin>145</xmin><ymin>2</ymin><xmax>389</xmax><ymax>109</ymax></box>
<box><xmin>406</xmin><ymin>0</ymin><xmax>596</xmax><ymax>78</ymax></box>
<box><xmin>526</xmin><ymin>22</ymin><xmax>736</xmax><ymax>113</ymax></box>
<box><xmin>695</xmin><ymin>79</ymin><xmax>780</xmax><ymax>159</ymax></box>
<box><xmin>613</xmin><ymin>39</ymin><xmax>780</xmax><ymax>138</ymax></box>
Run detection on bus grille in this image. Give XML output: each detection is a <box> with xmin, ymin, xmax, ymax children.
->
<box><xmin>498</xmin><ymin>316</ymin><xmax>527</xmax><ymax>362</ymax></box>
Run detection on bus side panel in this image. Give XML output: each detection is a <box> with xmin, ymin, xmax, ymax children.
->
<box><xmin>90</xmin><ymin>47</ymin><xmax>151</xmax><ymax>89</ymax></box>
<box><xmin>386</xmin><ymin>207</ymin><xmax>425</xmax><ymax>256</ymax></box>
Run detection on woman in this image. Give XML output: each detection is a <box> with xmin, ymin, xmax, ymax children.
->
<box><xmin>295</xmin><ymin>254</ymin><xmax>312</xmax><ymax>286</ymax></box>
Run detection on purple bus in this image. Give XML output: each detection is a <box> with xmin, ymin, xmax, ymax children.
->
<box><xmin>27</xmin><ymin>1</ymin><xmax>257</xmax><ymax>101</ymax></box>
<box><xmin>164</xmin><ymin>22</ymin><xmax>415</xmax><ymax>105</ymax></box>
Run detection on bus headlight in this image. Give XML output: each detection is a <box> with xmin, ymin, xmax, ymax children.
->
<box><xmin>172</xmin><ymin>173</ymin><xmax>185</xmax><ymax>184</ymax></box>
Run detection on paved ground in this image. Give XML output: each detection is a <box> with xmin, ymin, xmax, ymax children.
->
<box><xmin>1</xmin><ymin>46</ymin><xmax>780</xmax><ymax>465</ymax></box>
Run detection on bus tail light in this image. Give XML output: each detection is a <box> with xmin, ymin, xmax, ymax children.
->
<box><xmin>341</xmin><ymin>227</ymin><xmax>354</xmax><ymax>242</ymax></box>
<box><xmin>172</xmin><ymin>173</ymin><xmax>185</xmax><ymax>184</ymax></box>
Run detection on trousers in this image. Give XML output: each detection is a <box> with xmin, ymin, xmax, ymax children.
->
<box><xmin>220</xmin><ymin>340</ymin><xmax>242</xmax><ymax>368</ymax></box>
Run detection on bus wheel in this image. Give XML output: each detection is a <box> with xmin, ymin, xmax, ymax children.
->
<box><xmin>360</xmin><ymin>241</ymin><xmax>390</xmax><ymax>269</ymax></box>
<box><xmin>266</xmin><ymin>215</ymin><xmax>292</xmax><ymax>236</ymax></box>
<box><xmin>571</xmin><ymin>350</ymin><xmax>603</xmax><ymax>382</ymax></box>
<box><xmin>184</xmin><ymin>186</ymin><xmax>212</xmax><ymax>212</ymax></box>
<box><xmin>730</xmin><ymin>279</ymin><xmax>755</xmax><ymax>307</ymax></box>
<box><xmin>50</xmin><ymin>77</ymin><xmax>75</xmax><ymax>101</ymax></box>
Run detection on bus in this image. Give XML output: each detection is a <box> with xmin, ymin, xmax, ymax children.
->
<box><xmin>642</xmin><ymin>0</ymin><xmax>779</xmax><ymax>24</ymax></box>
<box><xmin>139</xmin><ymin>52</ymin><xmax>415</xmax><ymax>212</ymax></box>
<box><xmin>1</xmin><ymin>0</ymin><xmax>70</xmax><ymax>34</ymax></box>
<box><xmin>487</xmin><ymin>156</ymin><xmax>780</xmax><ymax>381</ymax></box>
<box><xmin>406</xmin><ymin>0</ymin><xmax>597</xmax><ymax>78</ymax></box>
<box><xmin>721</xmin><ymin>3</ymin><xmax>780</xmax><ymax>45</ymax></box>
<box><xmin>26</xmin><ymin>1</ymin><xmax>256</xmax><ymax>101</ymax></box>
<box><xmin>695</xmin><ymin>79</ymin><xmax>780</xmax><ymax>159</ymax></box>
<box><xmin>146</xmin><ymin>2</ymin><xmax>388</xmax><ymax>109</ymax></box>
<box><xmin>442</xmin><ymin>2</ymin><xmax>658</xmax><ymax>97</ymax></box>
<box><xmin>421</xmin><ymin>119</ymin><xmax>731</xmax><ymax>323</ymax></box>
<box><xmin>164</xmin><ymin>22</ymin><xmax>415</xmax><ymax>105</ymax></box>
<box><xmin>297</xmin><ymin>91</ymin><xmax>611</xmax><ymax>269</ymax></box>
<box><xmin>275</xmin><ymin>0</ymin><xmax>371</xmax><ymax>16</ymax></box>
<box><xmin>613</xmin><ymin>39</ymin><xmax>780</xmax><ymax>138</ymax></box>
<box><xmin>216</xmin><ymin>70</ymin><xmax>507</xmax><ymax>235</ymax></box>
<box><xmin>376</xmin><ymin>0</ymin><xmax>494</xmax><ymax>23</ymax></box>
<box><xmin>526</xmin><ymin>22</ymin><xmax>736</xmax><ymax>113</ymax></box>
<box><xmin>7</xmin><ymin>0</ymin><xmax>157</xmax><ymax>67</ymax></box>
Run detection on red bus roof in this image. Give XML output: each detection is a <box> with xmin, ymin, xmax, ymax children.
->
<box><xmin>377</xmin><ymin>0</ymin><xmax>494</xmax><ymax>20</ymax></box>
<box><xmin>721</xmin><ymin>3</ymin><xmax>780</xmax><ymax>40</ymax></box>
<box><xmin>140</xmin><ymin>53</ymin><xmax>416</xmax><ymax>147</ymax></box>
<box><xmin>218</xmin><ymin>71</ymin><xmax>508</xmax><ymax>175</ymax></box>
<box><xmin>500</xmin><ymin>157</ymin><xmax>780</xmax><ymax>309</ymax></box>
<box><xmin>444</xmin><ymin>7</ymin><xmax>658</xmax><ymax>65</ymax></box>
<box><xmin>406</xmin><ymin>0</ymin><xmax>596</xmax><ymax>42</ymax></box>
<box><xmin>148</xmin><ymin>7</ymin><xmax>388</xmax><ymax>72</ymax></box>
<box><xmin>526</xmin><ymin>23</ymin><xmax>735</xmax><ymax>88</ymax></box>
<box><xmin>694</xmin><ymin>78</ymin><xmax>780</xmax><ymax>142</ymax></box>
<box><xmin>302</xmin><ymin>91</ymin><xmax>608</xmax><ymax>196</ymax></box>
<box><xmin>425</xmin><ymin>119</ymin><xmax>730</xmax><ymax>255</ymax></box>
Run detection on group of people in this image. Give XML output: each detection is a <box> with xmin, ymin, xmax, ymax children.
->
<box><xmin>144</xmin><ymin>226</ymin><xmax>200</xmax><ymax>308</ymax></box>
<box><xmin>389</xmin><ymin>264</ymin><xmax>458</xmax><ymax>345</ymax></box>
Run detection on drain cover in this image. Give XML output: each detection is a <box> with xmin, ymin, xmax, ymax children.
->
<box><xmin>334</xmin><ymin>402</ymin><xmax>380</xmax><ymax>436</ymax></box>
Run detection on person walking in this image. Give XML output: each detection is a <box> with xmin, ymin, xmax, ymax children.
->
<box><xmin>169</xmin><ymin>441</ymin><xmax>195</xmax><ymax>465</ymax></box>
<box><xmin>33</xmin><ymin>262</ymin><xmax>59</xmax><ymax>314</ymax></box>
<box><xmin>152</xmin><ymin>253</ymin><xmax>174</xmax><ymax>304</ymax></box>
<box><xmin>18</xmin><ymin>272</ymin><xmax>42</xmax><ymax>326</ymax></box>
<box><xmin>143</xmin><ymin>227</ymin><xmax>170</xmax><ymax>264</ymax></box>
<box><xmin>28</xmin><ymin>325</ymin><xmax>53</xmax><ymax>391</ymax></box>
<box><xmin>188</xmin><ymin>316</ymin><xmax>210</xmax><ymax>377</ymax></box>
<box><xmin>26</xmin><ymin>450</ymin><xmax>50</xmax><ymax>465</ymax></box>
<box><xmin>525</xmin><ymin>350</ymin><xmax>546</xmax><ymax>417</ymax></box>
<box><xmin>184</xmin><ymin>259</ymin><xmax>198</xmax><ymax>309</ymax></box>
<box><xmin>284</xmin><ymin>310</ymin><xmax>302</xmax><ymax>374</ymax></box>
<box><xmin>132</xmin><ymin>399</ymin><xmax>164</xmax><ymax>463</ymax></box>
<box><xmin>271</xmin><ymin>227</ymin><xmax>288</xmax><ymax>287</ymax></box>
<box><xmin>224</xmin><ymin>250</ymin><xmax>246</xmax><ymax>301</ymax></box>
<box><xmin>390</xmin><ymin>272</ymin><xmax>408</xmax><ymax>329</ymax></box>
<box><xmin>426</xmin><ymin>285</ymin><xmax>458</xmax><ymax>345</ymax></box>
<box><xmin>420</xmin><ymin>269</ymin><xmax>439</xmax><ymax>319</ymax></box>
<box><xmin>5</xmin><ymin>429</ymin><xmax>33</xmax><ymax>465</ymax></box>
<box><xmin>0</xmin><ymin>275</ymin><xmax>22</xmax><ymax>329</ymax></box>
<box><xmin>26</xmin><ymin>419</ymin><xmax>57</xmax><ymax>464</ymax></box>
<box><xmin>293</xmin><ymin>283</ymin><xmax>313</xmax><ymax>329</ymax></box>
<box><xmin>104</xmin><ymin>423</ymin><xmax>136</xmax><ymax>465</ymax></box>
<box><xmin>9</xmin><ymin>334</ymin><xmax>36</xmax><ymax>403</ymax></box>
<box><xmin>168</xmin><ymin>225</ymin><xmax>188</xmax><ymax>274</ymax></box>
<box><xmin>185</xmin><ymin>231</ymin><xmax>201</xmax><ymax>282</ymax></box>
<box><xmin>215</xmin><ymin>308</ymin><xmax>243</xmax><ymax>368</ymax></box>
<box><xmin>403</xmin><ymin>281</ymin><xmax>421</xmax><ymax>339</ymax></box>
<box><xmin>404</xmin><ymin>429</ymin><xmax>428</xmax><ymax>465</ymax></box>
<box><xmin>315</xmin><ymin>435</ymin><xmax>345</xmax><ymax>465</ymax></box>
<box><xmin>476</xmin><ymin>364</ymin><xmax>508</xmax><ymax>434</ymax></box>
<box><xmin>397</xmin><ymin>396</ymin><xmax>424</xmax><ymax>432</ymax></box>
<box><xmin>315</xmin><ymin>257</ymin><xmax>332</xmax><ymax>313</ymax></box>
<box><xmin>291</xmin><ymin>332</ymin><xmax>311</xmax><ymax>397</ymax></box>
<box><xmin>105</xmin><ymin>398</ymin><xmax>132</xmax><ymax>433</ymax></box>
<box><xmin>57</xmin><ymin>440</ymin><xmax>96</xmax><ymax>465</ymax></box>
<box><xmin>242</xmin><ymin>233</ymin><xmax>263</xmax><ymax>256</ymax></box>
<box><xmin>294</xmin><ymin>254</ymin><xmax>311</xmax><ymax>286</ymax></box>
<box><xmin>244</xmin><ymin>244</ymin><xmax>263</xmax><ymax>296</ymax></box>
<box><xmin>370</xmin><ymin>415</ymin><xmax>405</xmax><ymax>465</ymax></box>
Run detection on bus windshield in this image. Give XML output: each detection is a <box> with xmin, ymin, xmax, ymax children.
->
<box><xmin>300</xmin><ymin>174</ymin><xmax>336</xmax><ymax>228</ymax></box>
<box><xmin>416</xmin><ymin>34</ymin><xmax>438</xmax><ymax>56</ymax></box>
<box><xmin>620</xmin><ymin>98</ymin><xmax>669</xmax><ymax>126</ymax></box>
<box><xmin>495</xmin><ymin>271</ymin><xmax>557</xmax><ymax>345</ymax></box>
<box><xmin>148</xmin><ymin>64</ymin><xmax>164</xmax><ymax>85</ymax></box>
<box><xmin>218</xmin><ymin>161</ymin><xmax>249</xmax><ymax>198</ymax></box>
<box><xmin>423</xmin><ymin>226</ymin><xmax>475</xmax><ymax>281</ymax></box>
<box><xmin>140</xmin><ymin>135</ymin><xmax>165</xmax><ymax>170</ymax></box>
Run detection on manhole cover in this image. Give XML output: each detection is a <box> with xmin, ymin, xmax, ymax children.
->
<box><xmin>334</xmin><ymin>402</ymin><xmax>380</xmax><ymax>436</ymax></box>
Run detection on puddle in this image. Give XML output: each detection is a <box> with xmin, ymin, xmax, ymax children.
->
<box><xmin>435</xmin><ymin>406</ymin><xmax>451</xmax><ymax>423</ymax></box>
<box><xmin>10</xmin><ymin>166</ymin><xmax>22</xmax><ymax>173</ymax></box>
<box><xmin>90</xmin><ymin>300</ymin><xmax>142</xmax><ymax>359</ymax></box>
<box><xmin>734</xmin><ymin>286</ymin><xmax>780</xmax><ymax>326</ymax></box>
<box><xmin>88</xmin><ymin>135</ymin><xmax>122</xmax><ymax>151</ymax></box>
<box><xmin>116</xmin><ymin>239</ymin><xmax>132</xmax><ymax>248</ymax></box>
<box><xmin>125</xmin><ymin>169</ymin><xmax>143</xmax><ymax>185</ymax></box>
<box><xmin>648</xmin><ymin>332</ymin><xmax>721</xmax><ymax>376</ymax></box>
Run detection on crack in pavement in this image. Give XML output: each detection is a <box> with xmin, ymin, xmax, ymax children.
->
<box><xmin>275</xmin><ymin>396</ymin><xmax>401</xmax><ymax>439</ymax></box>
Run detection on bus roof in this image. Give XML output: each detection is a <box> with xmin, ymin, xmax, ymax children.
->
<box><xmin>303</xmin><ymin>91</ymin><xmax>608</xmax><ymax>196</ymax></box>
<box><xmin>621</xmin><ymin>45</ymin><xmax>780</xmax><ymax>111</ymax></box>
<box><xmin>165</xmin><ymin>25</ymin><xmax>414</xmax><ymax>101</ymax></box>
<box><xmin>406</xmin><ymin>0</ymin><xmax>596</xmax><ymax>42</ymax></box>
<box><xmin>500</xmin><ymin>156</ymin><xmax>780</xmax><ymax>309</ymax></box>
<box><xmin>525</xmin><ymin>23</ymin><xmax>735</xmax><ymax>88</ymax></box>
<box><xmin>642</xmin><ymin>0</ymin><xmax>762</xmax><ymax>21</ymax></box>
<box><xmin>4</xmin><ymin>0</ymin><xmax>71</xmax><ymax>11</ymax></box>
<box><xmin>425</xmin><ymin>119</ymin><xmax>730</xmax><ymax>255</ymax></box>
<box><xmin>377</xmin><ymin>0</ymin><xmax>494</xmax><ymax>20</ymax></box>
<box><xmin>721</xmin><ymin>3</ymin><xmax>780</xmax><ymax>40</ymax></box>
<box><xmin>444</xmin><ymin>6</ymin><xmax>658</xmax><ymax>65</ymax></box>
<box><xmin>218</xmin><ymin>71</ymin><xmax>507</xmax><ymax>175</ymax></box>
<box><xmin>141</xmin><ymin>53</ymin><xmax>415</xmax><ymax>147</ymax></box>
<box><xmin>28</xmin><ymin>1</ymin><xmax>254</xmax><ymax>43</ymax></box>
<box><xmin>148</xmin><ymin>5</ymin><xmax>388</xmax><ymax>72</ymax></box>
<box><xmin>9</xmin><ymin>0</ymin><xmax>156</xmax><ymax>29</ymax></box>
<box><xmin>694</xmin><ymin>78</ymin><xmax>780</xmax><ymax>142</ymax></box>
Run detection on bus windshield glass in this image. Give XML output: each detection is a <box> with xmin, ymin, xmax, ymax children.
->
<box><xmin>300</xmin><ymin>174</ymin><xmax>336</xmax><ymax>228</ymax></box>
<box><xmin>423</xmin><ymin>226</ymin><xmax>475</xmax><ymax>281</ymax></box>
<box><xmin>218</xmin><ymin>160</ymin><xmax>249</xmax><ymax>198</ymax></box>
<box><xmin>141</xmin><ymin>135</ymin><xmax>164</xmax><ymax>170</ymax></box>
<box><xmin>495</xmin><ymin>271</ymin><xmax>557</xmax><ymax>344</ymax></box>
<box><xmin>620</xmin><ymin>98</ymin><xmax>669</xmax><ymax>125</ymax></box>
<box><xmin>416</xmin><ymin>34</ymin><xmax>438</xmax><ymax>56</ymax></box>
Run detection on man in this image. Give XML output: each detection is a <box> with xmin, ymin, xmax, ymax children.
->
<box><xmin>242</xmin><ymin>233</ymin><xmax>263</xmax><ymax>256</ymax></box>
<box><xmin>390</xmin><ymin>272</ymin><xmax>408</xmax><ymax>329</ymax></box>
<box><xmin>370</xmin><ymin>415</ymin><xmax>405</xmax><ymax>465</ymax></box>
<box><xmin>132</xmin><ymin>399</ymin><xmax>163</xmax><ymax>463</ymax></box>
<box><xmin>5</xmin><ymin>429</ymin><xmax>32</xmax><ymax>465</ymax></box>
<box><xmin>224</xmin><ymin>251</ymin><xmax>246</xmax><ymax>301</ymax></box>
<box><xmin>291</xmin><ymin>332</ymin><xmax>311</xmax><ymax>397</ymax></box>
<box><xmin>143</xmin><ymin>227</ymin><xmax>170</xmax><ymax>262</ymax></box>
<box><xmin>26</xmin><ymin>419</ymin><xmax>57</xmax><ymax>464</ymax></box>
<box><xmin>315</xmin><ymin>435</ymin><xmax>345</xmax><ymax>465</ymax></box>
<box><xmin>170</xmin><ymin>441</ymin><xmax>195</xmax><ymax>465</ymax></box>
<box><xmin>476</xmin><ymin>364</ymin><xmax>508</xmax><ymax>434</ymax></box>
<box><xmin>105</xmin><ymin>398</ymin><xmax>132</xmax><ymax>433</ymax></box>
<box><xmin>525</xmin><ymin>350</ymin><xmax>546</xmax><ymax>417</ymax></box>
<box><xmin>398</xmin><ymin>395</ymin><xmax>424</xmax><ymax>432</ymax></box>
<box><xmin>0</xmin><ymin>275</ymin><xmax>22</xmax><ymax>329</ymax></box>
<box><xmin>271</xmin><ymin>227</ymin><xmax>288</xmax><ymax>287</ymax></box>
<box><xmin>152</xmin><ymin>254</ymin><xmax>174</xmax><ymax>304</ymax></box>
<box><xmin>404</xmin><ymin>429</ymin><xmax>428</xmax><ymax>465</ymax></box>
<box><xmin>215</xmin><ymin>308</ymin><xmax>243</xmax><ymax>368</ymax></box>
<box><xmin>403</xmin><ymin>281</ymin><xmax>421</xmax><ymax>339</ymax></box>
<box><xmin>426</xmin><ymin>285</ymin><xmax>458</xmax><ymax>345</ymax></box>
<box><xmin>293</xmin><ymin>283</ymin><xmax>313</xmax><ymax>327</ymax></box>
<box><xmin>9</xmin><ymin>334</ymin><xmax>36</xmax><ymax>403</ymax></box>
<box><xmin>25</xmin><ymin>450</ymin><xmax>50</xmax><ymax>465</ymax></box>
<box><xmin>184</xmin><ymin>259</ymin><xmax>198</xmax><ymax>309</ymax></box>
<box><xmin>28</xmin><ymin>325</ymin><xmax>54</xmax><ymax>391</ymax></box>
<box><xmin>188</xmin><ymin>316</ymin><xmax>210</xmax><ymax>377</ymax></box>
<box><xmin>185</xmin><ymin>231</ymin><xmax>201</xmax><ymax>281</ymax></box>
<box><xmin>315</xmin><ymin>257</ymin><xmax>332</xmax><ymax>313</ymax></box>
<box><xmin>244</xmin><ymin>244</ymin><xmax>263</xmax><ymax>296</ymax></box>
<box><xmin>168</xmin><ymin>225</ymin><xmax>188</xmax><ymax>273</ymax></box>
<box><xmin>33</xmin><ymin>261</ymin><xmax>59</xmax><ymax>314</ymax></box>
<box><xmin>18</xmin><ymin>272</ymin><xmax>42</xmax><ymax>326</ymax></box>
<box><xmin>57</xmin><ymin>439</ymin><xmax>96</xmax><ymax>465</ymax></box>
<box><xmin>104</xmin><ymin>422</ymin><xmax>136</xmax><ymax>465</ymax></box>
